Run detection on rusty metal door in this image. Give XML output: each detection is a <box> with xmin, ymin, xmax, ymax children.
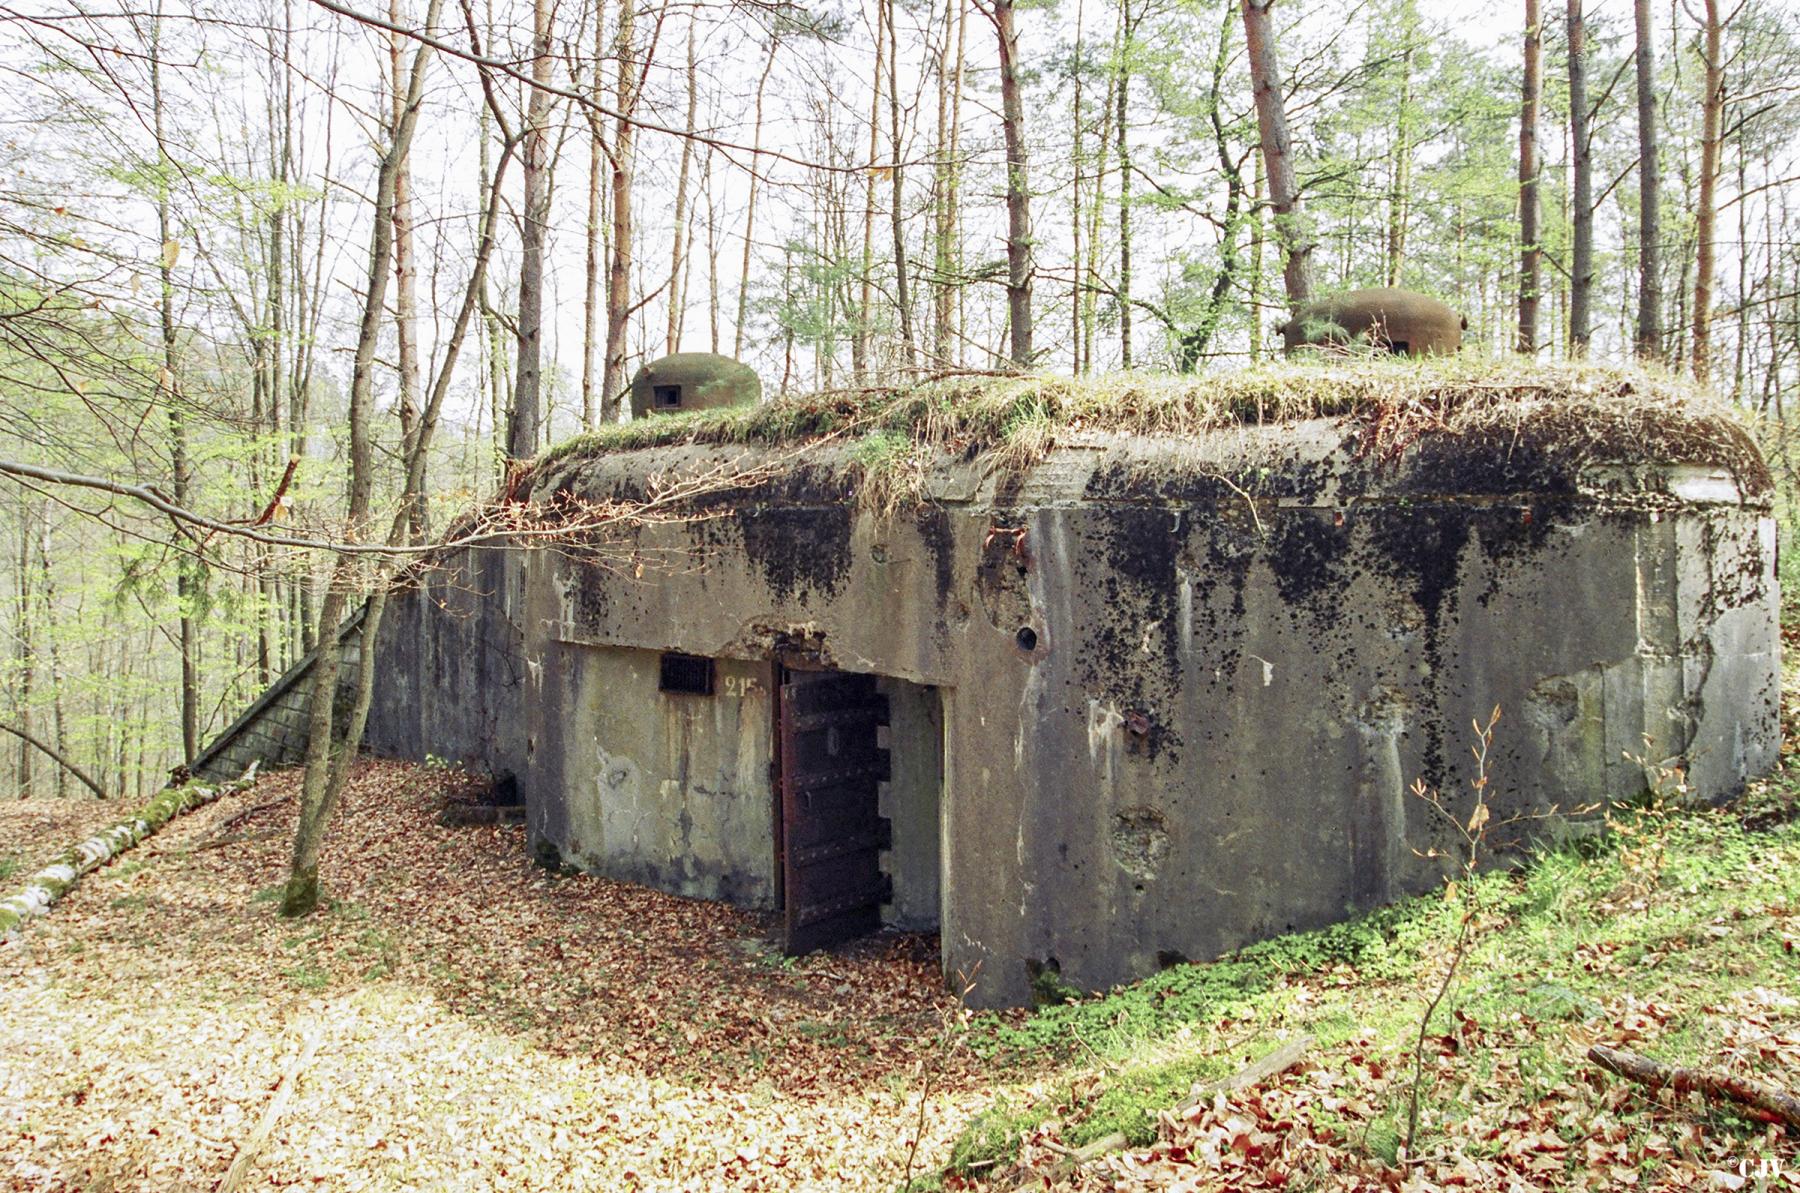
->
<box><xmin>778</xmin><ymin>669</ymin><xmax>891</xmax><ymax>954</ymax></box>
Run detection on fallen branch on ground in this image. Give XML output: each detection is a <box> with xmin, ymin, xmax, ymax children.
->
<box><xmin>0</xmin><ymin>763</ymin><xmax>259</xmax><ymax>941</ymax></box>
<box><xmin>217</xmin><ymin>1025</ymin><xmax>322</xmax><ymax>1192</ymax></box>
<box><xmin>1039</xmin><ymin>1034</ymin><xmax>1318</xmax><ymax>1174</ymax></box>
<box><xmin>204</xmin><ymin>794</ymin><xmax>292</xmax><ymax>839</ymax></box>
<box><xmin>1587</xmin><ymin>1043</ymin><xmax>1800</xmax><ymax>1128</ymax></box>
<box><xmin>0</xmin><ymin>721</ymin><xmax>108</xmax><ymax>799</ymax></box>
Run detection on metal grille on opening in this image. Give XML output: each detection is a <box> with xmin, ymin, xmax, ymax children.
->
<box><xmin>653</xmin><ymin>384</ymin><xmax>682</xmax><ymax>409</ymax></box>
<box><xmin>659</xmin><ymin>652</ymin><xmax>714</xmax><ymax>695</ymax></box>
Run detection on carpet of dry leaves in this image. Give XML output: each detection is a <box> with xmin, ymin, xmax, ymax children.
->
<box><xmin>6</xmin><ymin>756</ymin><xmax>1800</xmax><ymax>1192</ymax></box>
<box><xmin>995</xmin><ymin>985</ymin><xmax>1800</xmax><ymax>1191</ymax></box>
<box><xmin>0</xmin><ymin>760</ymin><xmax>1012</xmax><ymax>1191</ymax></box>
<box><xmin>0</xmin><ymin>797</ymin><xmax>137</xmax><ymax>879</ymax></box>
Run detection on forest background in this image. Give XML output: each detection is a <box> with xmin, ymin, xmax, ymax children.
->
<box><xmin>0</xmin><ymin>0</ymin><xmax>1795</xmax><ymax>804</ymax></box>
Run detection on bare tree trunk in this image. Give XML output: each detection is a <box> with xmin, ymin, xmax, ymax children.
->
<box><xmin>390</xmin><ymin>0</ymin><xmax>425</xmax><ymax>536</ymax></box>
<box><xmin>1567</xmin><ymin>0</ymin><xmax>1593</xmax><ymax>354</ymax></box>
<box><xmin>933</xmin><ymin>0</ymin><xmax>960</xmax><ymax>369</ymax></box>
<box><xmin>1070</xmin><ymin>0</ymin><xmax>1085</xmax><ymax>373</ymax></box>
<box><xmin>885</xmin><ymin>0</ymin><xmax>917</xmax><ymax>370</ymax></box>
<box><xmin>34</xmin><ymin>513</ymin><xmax>67</xmax><ymax>797</ymax></box>
<box><xmin>1385</xmin><ymin>1</ymin><xmax>1416</xmax><ymax>286</ymax></box>
<box><xmin>1633</xmin><ymin>0</ymin><xmax>1662</xmax><ymax>361</ymax></box>
<box><xmin>601</xmin><ymin>0</ymin><xmax>639</xmax><ymax>417</ymax></box>
<box><xmin>705</xmin><ymin>146</ymin><xmax>720</xmax><ymax>353</ymax></box>
<box><xmin>1241</xmin><ymin>0</ymin><xmax>1312</xmax><ymax>309</ymax></box>
<box><xmin>282</xmin><ymin>0</ymin><xmax>440</xmax><ymax>918</ymax></box>
<box><xmin>1691</xmin><ymin>0</ymin><xmax>1722</xmax><ymax>381</ymax></box>
<box><xmin>11</xmin><ymin>500</ymin><xmax>32</xmax><ymax>796</ymax></box>
<box><xmin>1116</xmin><ymin>0</ymin><xmax>1133</xmax><ymax>367</ymax></box>
<box><xmin>855</xmin><ymin>21</ymin><xmax>883</xmax><ymax>379</ymax></box>
<box><xmin>507</xmin><ymin>0</ymin><xmax>553</xmax><ymax>459</ymax></box>
<box><xmin>582</xmin><ymin>0</ymin><xmax>608</xmax><ymax>427</ymax></box>
<box><xmin>149</xmin><ymin>28</ymin><xmax>200</xmax><ymax>767</ymax></box>
<box><xmin>733</xmin><ymin>36</ymin><xmax>778</xmax><ymax>361</ymax></box>
<box><xmin>949</xmin><ymin>0</ymin><xmax>967</xmax><ymax>367</ymax></box>
<box><xmin>1518</xmin><ymin>0</ymin><xmax>1542</xmax><ymax>353</ymax></box>
<box><xmin>1250</xmin><ymin>147</ymin><xmax>1265</xmax><ymax>359</ymax></box>
<box><xmin>989</xmin><ymin>0</ymin><xmax>1034</xmax><ymax>366</ymax></box>
<box><xmin>666</xmin><ymin>16</ymin><xmax>697</xmax><ymax>355</ymax></box>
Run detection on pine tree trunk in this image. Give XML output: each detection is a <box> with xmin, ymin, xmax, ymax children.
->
<box><xmin>1518</xmin><ymin>0</ymin><xmax>1542</xmax><ymax>353</ymax></box>
<box><xmin>1240</xmin><ymin>0</ymin><xmax>1312</xmax><ymax>310</ymax></box>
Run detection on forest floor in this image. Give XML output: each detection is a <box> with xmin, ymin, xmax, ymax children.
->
<box><xmin>3</xmin><ymin>694</ymin><xmax>1800</xmax><ymax>1190</ymax></box>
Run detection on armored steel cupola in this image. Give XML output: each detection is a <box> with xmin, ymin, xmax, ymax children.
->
<box><xmin>627</xmin><ymin>352</ymin><xmax>761</xmax><ymax>419</ymax></box>
<box><xmin>1281</xmin><ymin>287</ymin><xmax>1467</xmax><ymax>357</ymax></box>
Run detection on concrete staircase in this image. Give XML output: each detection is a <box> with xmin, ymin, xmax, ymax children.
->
<box><xmin>190</xmin><ymin>604</ymin><xmax>367</xmax><ymax>782</ymax></box>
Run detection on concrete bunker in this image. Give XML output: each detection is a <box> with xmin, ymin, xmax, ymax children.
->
<box><xmin>523</xmin><ymin>639</ymin><xmax>946</xmax><ymax>940</ymax></box>
<box><xmin>365</xmin><ymin>367</ymin><xmax>1779</xmax><ymax>1007</ymax></box>
<box><xmin>627</xmin><ymin>352</ymin><xmax>761</xmax><ymax>419</ymax></box>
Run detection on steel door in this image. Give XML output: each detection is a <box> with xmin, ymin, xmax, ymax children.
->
<box><xmin>778</xmin><ymin>669</ymin><xmax>891</xmax><ymax>954</ymax></box>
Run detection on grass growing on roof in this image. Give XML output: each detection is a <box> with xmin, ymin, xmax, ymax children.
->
<box><xmin>536</xmin><ymin>357</ymin><xmax>1720</xmax><ymax>472</ymax></box>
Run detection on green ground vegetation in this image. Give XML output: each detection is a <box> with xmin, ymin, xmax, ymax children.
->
<box><xmin>937</xmin><ymin>752</ymin><xmax>1800</xmax><ymax>1178</ymax></box>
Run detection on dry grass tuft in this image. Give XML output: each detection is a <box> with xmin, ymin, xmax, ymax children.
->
<box><xmin>538</xmin><ymin>358</ymin><xmax>1723</xmax><ymax>469</ymax></box>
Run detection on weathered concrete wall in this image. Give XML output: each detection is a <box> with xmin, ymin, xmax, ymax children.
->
<box><xmin>533</xmin><ymin>644</ymin><xmax>778</xmax><ymax>905</ymax></box>
<box><xmin>368</xmin><ymin>406</ymin><xmax>1778</xmax><ymax>1007</ymax></box>
<box><xmin>365</xmin><ymin>546</ymin><xmax>527</xmax><ymax>782</ymax></box>
<box><xmin>877</xmin><ymin>676</ymin><xmax>943</xmax><ymax>930</ymax></box>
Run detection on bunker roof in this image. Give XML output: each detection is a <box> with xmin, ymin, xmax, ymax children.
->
<box><xmin>530</xmin><ymin>360</ymin><xmax>1769</xmax><ymax>511</ymax></box>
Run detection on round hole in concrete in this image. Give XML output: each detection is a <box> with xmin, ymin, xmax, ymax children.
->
<box><xmin>1015</xmin><ymin>625</ymin><xmax>1039</xmax><ymax>652</ymax></box>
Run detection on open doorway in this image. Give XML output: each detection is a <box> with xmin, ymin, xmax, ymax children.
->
<box><xmin>775</xmin><ymin>667</ymin><xmax>942</xmax><ymax>954</ymax></box>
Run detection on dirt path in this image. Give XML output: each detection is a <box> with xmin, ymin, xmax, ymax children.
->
<box><xmin>0</xmin><ymin>759</ymin><xmax>1016</xmax><ymax>1191</ymax></box>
